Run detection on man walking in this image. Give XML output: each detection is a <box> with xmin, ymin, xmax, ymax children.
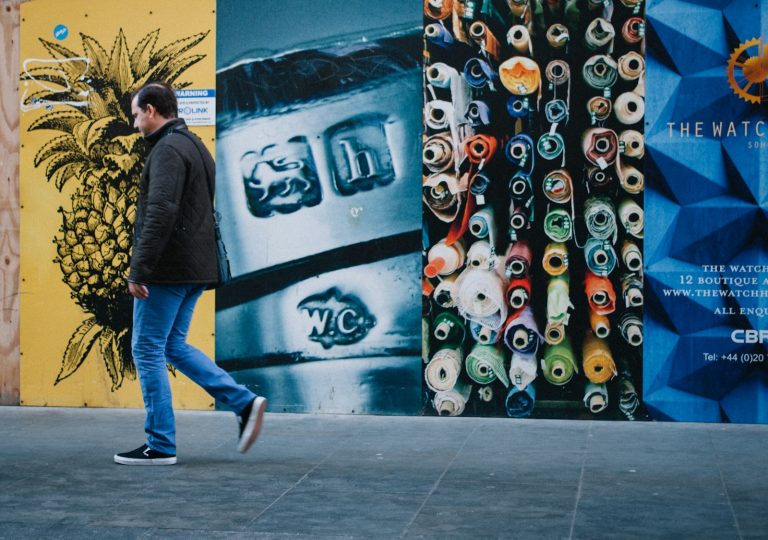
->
<box><xmin>114</xmin><ymin>82</ymin><xmax>266</xmax><ymax>465</ymax></box>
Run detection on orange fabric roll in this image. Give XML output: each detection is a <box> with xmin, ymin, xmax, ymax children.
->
<box><xmin>589</xmin><ymin>310</ymin><xmax>611</xmax><ymax>338</ymax></box>
<box><xmin>469</xmin><ymin>21</ymin><xmax>501</xmax><ymax>60</ymax></box>
<box><xmin>464</xmin><ymin>134</ymin><xmax>498</xmax><ymax>165</ymax></box>
<box><xmin>499</xmin><ymin>57</ymin><xmax>541</xmax><ymax>96</ymax></box>
<box><xmin>584</xmin><ymin>271</ymin><xmax>616</xmax><ymax>315</ymax></box>
<box><xmin>506</xmin><ymin>275</ymin><xmax>532</xmax><ymax>317</ymax></box>
<box><xmin>582</xmin><ymin>332</ymin><xmax>617</xmax><ymax>384</ymax></box>
<box><xmin>424</xmin><ymin>0</ymin><xmax>453</xmax><ymax>20</ymax></box>
<box><xmin>622</xmin><ymin>17</ymin><xmax>643</xmax><ymax>44</ymax></box>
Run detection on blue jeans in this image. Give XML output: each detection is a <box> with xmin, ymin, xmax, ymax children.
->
<box><xmin>132</xmin><ymin>284</ymin><xmax>256</xmax><ymax>454</ymax></box>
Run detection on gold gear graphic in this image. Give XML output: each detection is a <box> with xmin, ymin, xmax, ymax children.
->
<box><xmin>728</xmin><ymin>38</ymin><xmax>768</xmax><ymax>104</ymax></box>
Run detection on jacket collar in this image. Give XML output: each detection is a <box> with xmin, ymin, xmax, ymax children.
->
<box><xmin>144</xmin><ymin>117</ymin><xmax>188</xmax><ymax>147</ymax></box>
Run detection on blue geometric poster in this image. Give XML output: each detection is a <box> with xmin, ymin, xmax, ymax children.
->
<box><xmin>645</xmin><ymin>0</ymin><xmax>768</xmax><ymax>423</ymax></box>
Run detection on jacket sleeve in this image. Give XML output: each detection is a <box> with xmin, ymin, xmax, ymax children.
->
<box><xmin>129</xmin><ymin>144</ymin><xmax>187</xmax><ymax>283</ymax></box>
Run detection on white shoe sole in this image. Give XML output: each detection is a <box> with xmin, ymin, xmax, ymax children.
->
<box><xmin>114</xmin><ymin>455</ymin><xmax>177</xmax><ymax>466</ymax></box>
<box><xmin>238</xmin><ymin>396</ymin><xmax>267</xmax><ymax>453</ymax></box>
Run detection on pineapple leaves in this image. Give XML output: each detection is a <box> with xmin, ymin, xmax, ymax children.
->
<box><xmin>130</xmin><ymin>29</ymin><xmax>160</xmax><ymax>82</ymax></box>
<box><xmin>79</xmin><ymin>33</ymin><xmax>109</xmax><ymax>78</ymax></box>
<box><xmin>29</xmin><ymin>110</ymin><xmax>89</xmax><ymax>133</ymax></box>
<box><xmin>100</xmin><ymin>326</ymin><xmax>123</xmax><ymax>391</ymax></box>
<box><xmin>34</xmin><ymin>134</ymin><xmax>81</xmax><ymax>168</ymax></box>
<box><xmin>154</xmin><ymin>31</ymin><xmax>209</xmax><ymax>65</ymax></box>
<box><xmin>55</xmin><ymin>317</ymin><xmax>102</xmax><ymax>385</ymax></box>
<box><xmin>107</xmin><ymin>30</ymin><xmax>134</xmax><ymax>94</ymax></box>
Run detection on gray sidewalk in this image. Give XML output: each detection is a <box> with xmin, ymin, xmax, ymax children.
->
<box><xmin>0</xmin><ymin>407</ymin><xmax>766</xmax><ymax>539</ymax></box>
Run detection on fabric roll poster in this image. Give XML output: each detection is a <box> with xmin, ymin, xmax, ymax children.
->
<box><xmin>423</xmin><ymin>0</ymin><xmax>645</xmax><ymax>419</ymax></box>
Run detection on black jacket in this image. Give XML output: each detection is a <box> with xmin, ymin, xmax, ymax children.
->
<box><xmin>129</xmin><ymin>118</ymin><xmax>218</xmax><ymax>285</ymax></box>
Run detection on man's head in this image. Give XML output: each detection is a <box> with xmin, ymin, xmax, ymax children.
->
<box><xmin>131</xmin><ymin>82</ymin><xmax>178</xmax><ymax>136</ymax></box>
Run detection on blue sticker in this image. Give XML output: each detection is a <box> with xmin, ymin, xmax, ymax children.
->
<box><xmin>53</xmin><ymin>24</ymin><xmax>69</xmax><ymax>41</ymax></box>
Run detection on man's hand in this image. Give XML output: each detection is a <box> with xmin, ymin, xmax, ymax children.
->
<box><xmin>128</xmin><ymin>281</ymin><xmax>149</xmax><ymax>299</ymax></box>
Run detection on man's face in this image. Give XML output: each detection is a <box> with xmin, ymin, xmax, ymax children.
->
<box><xmin>131</xmin><ymin>96</ymin><xmax>158</xmax><ymax>137</ymax></box>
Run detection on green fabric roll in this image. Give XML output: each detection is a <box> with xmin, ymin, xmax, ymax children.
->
<box><xmin>541</xmin><ymin>338</ymin><xmax>578</xmax><ymax>386</ymax></box>
<box><xmin>432</xmin><ymin>311</ymin><xmax>467</xmax><ymax>345</ymax></box>
<box><xmin>466</xmin><ymin>344</ymin><xmax>510</xmax><ymax>387</ymax></box>
<box><xmin>544</xmin><ymin>208</ymin><xmax>573</xmax><ymax>242</ymax></box>
<box><xmin>546</xmin><ymin>276</ymin><xmax>572</xmax><ymax>324</ymax></box>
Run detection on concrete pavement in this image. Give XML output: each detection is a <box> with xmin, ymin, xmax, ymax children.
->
<box><xmin>1</xmin><ymin>406</ymin><xmax>766</xmax><ymax>539</ymax></box>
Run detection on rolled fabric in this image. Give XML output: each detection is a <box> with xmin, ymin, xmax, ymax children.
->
<box><xmin>478</xmin><ymin>385</ymin><xmax>494</xmax><ymax>402</ymax></box>
<box><xmin>544</xmin><ymin>321</ymin><xmax>566</xmax><ymax>345</ymax></box>
<box><xmin>618</xmin><ymin>199</ymin><xmax>644</xmax><ymax>239</ymax></box>
<box><xmin>425</xmin><ymin>345</ymin><xmax>463</xmax><ymax>392</ymax></box>
<box><xmin>582</xmin><ymin>127</ymin><xmax>619</xmax><ymax>168</ymax></box>
<box><xmin>469</xmin><ymin>21</ymin><xmax>501</xmax><ymax>60</ymax></box>
<box><xmin>499</xmin><ymin>56</ymin><xmax>541</xmax><ymax>96</ymax></box>
<box><xmin>432</xmin><ymin>380</ymin><xmax>472</xmax><ymax>417</ymax></box>
<box><xmin>619</xmin><ymin>311</ymin><xmax>643</xmax><ymax>346</ymax></box>
<box><xmin>582</xmin><ymin>332</ymin><xmax>617</xmax><ymax>384</ymax></box>
<box><xmin>583</xmin><ymin>382</ymin><xmax>609</xmax><ymax>413</ymax></box>
<box><xmin>547</xmin><ymin>276</ymin><xmax>573</xmax><ymax>326</ymax></box>
<box><xmin>621</xmin><ymin>272</ymin><xmax>644</xmax><ymax>308</ymax></box>
<box><xmin>509</xmin><ymin>352</ymin><xmax>537</xmax><ymax>390</ymax></box>
<box><xmin>505</xmin><ymin>134</ymin><xmax>535</xmax><ymax>174</ymax></box>
<box><xmin>584</xmin><ymin>18</ymin><xmax>615</xmax><ymax>51</ymax></box>
<box><xmin>543</xmin><ymin>208</ymin><xmax>573</xmax><ymax>242</ymax></box>
<box><xmin>469</xmin><ymin>206</ymin><xmax>496</xmax><ymax>242</ymax></box>
<box><xmin>543</xmin><ymin>242</ymin><xmax>569</xmax><ymax>276</ymax></box>
<box><xmin>425</xmin><ymin>100</ymin><xmax>454</xmax><ymax>131</ymax></box>
<box><xmin>509</xmin><ymin>198</ymin><xmax>533</xmax><ymax>233</ymax></box>
<box><xmin>585</xmin><ymin>271</ymin><xmax>616</xmax><ymax>315</ymax></box>
<box><xmin>423</xmin><ymin>133</ymin><xmax>454</xmax><ymax>174</ymax></box>
<box><xmin>425</xmin><ymin>23</ymin><xmax>455</xmax><ymax>48</ymax></box>
<box><xmin>424</xmin><ymin>0</ymin><xmax>453</xmax><ymax>20</ymax></box>
<box><xmin>466</xmin><ymin>343</ymin><xmax>510</xmax><ymax>387</ymax></box>
<box><xmin>470</xmin><ymin>171</ymin><xmax>493</xmax><ymax>197</ymax></box>
<box><xmin>587</xmin><ymin>96</ymin><xmax>612</xmax><ymax>122</ymax></box>
<box><xmin>464</xmin><ymin>134</ymin><xmax>498</xmax><ymax>165</ymax></box>
<box><xmin>621</xmin><ymin>240</ymin><xmax>643</xmax><ymax>272</ymax></box>
<box><xmin>584</xmin><ymin>237</ymin><xmax>617</xmax><ymax>277</ymax></box>
<box><xmin>502</xmin><ymin>306</ymin><xmax>541</xmax><ymax>355</ymax></box>
<box><xmin>614</xmin><ymin>92</ymin><xmax>645</xmax><ymax>125</ymax></box>
<box><xmin>506</xmin><ymin>96</ymin><xmax>530</xmax><ymax>118</ymax></box>
<box><xmin>433</xmin><ymin>272</ymin><xmax>459</xmax><ymax>308</ymax></box>
<box><xmin>582</xmin><ymin>55</ymin><xmax>619</xmax><ymax>89</ymax></box>
<box><xmin>504</xmin><ymin>240</ymin><xmax>532</xmax><ymax>279</ymax></box>
<box><xmin>508</xmin><ymin>0</ymin><xmax>530</xmax><ymax>17</ymax></box>
<box><xmin>505</xmin><ymin>383</ymin><xmax>536</xmax><ymax>418</ymax></box>
<box><xmin>466</xmin><ymin>100</ymin><xmax>491</xmax><ymax>127</ymax></box>
<box><xmin>541</xmin><ymin>338</ymin><xmax>578</xmax><ymax>386</ymax></box>
<box><xmin>425</xmin><ymin>238</ymin><xmax>466</xmax><ymax>278</ymax></box>
<box><xmin>463</xmin><ymin>57</ymin><xmax>498</xmax><ymax>89</ymax></box>
<box><xmin>618</xmin><ymin>51</ymin><xmax>645</xmax><ymax>81</ymax></box>
<box><xmin>545</xmin><ymin>99</ymin><xmax>569</xmax><ymax>124</ymax></box>
<box><xmin>546</xmin><ymin>23</ymin><xmax>569</xmax><ymax>48</ymax></box>
<box><xmin>622</xmin><ymin>17</ymin><xmax>644</xmax><ymax>44</ymax></box>
<box><xmin>455</xmin><ymin>267</ymin><xmax>508</xmax><ymax>330</ymax></box>
<box><xmin>469</xmin><ymin>320</ymin><xmax>501</xmax><ymax>344</ymax></box>
<box><xmin>423</xmin><ymin>173</ymin><xmax>464</xmax><ymax>223</ymax></box>
<box><xmin>507</xmin><ymin>25</ymin><xmax>533</xmax><ymax>55</ymax></box>
<box><xmin>545</xmin><ymin>60</ymin><xmax>570</xmax><ymax>88</ymax></box>
<box><xmin>432</xmin><ymin>310</ymin><xmax>467</xmax><ymax>345</ymax></box>
<box><xmin>542</xmin><ymin>169</ymin><xmax>572</xmax><ymax>205</ymax></box>
<box><xmin>426</xmin><ymin>63</ymin><xmax>471</xmax><ymax>121</ymax></box>
<box><xmin>618</xmin><ymin>376</ymin><xmax>639</xmax><ymax>418</ymax></box>
<box><xmin>589</xmin><ymin>310</ymin><xmax>611</xmax><ymax>338</ymax></box>
<box><xmin>619</xmin><ymin>130</ymin><xmax>644</xmax><ymax>159</ymax></box>
<box><xmin>537</xmin><ymin>132</ymin><xmax>565</xmax><ymax>161</ymax></box>
<box><xmin>509</xmin><ymin>171</ymin><xmax>533</xmax><ymax>202</ymax></box>
<box><xmin>584</xmin><ymin>197</ymin><xmax>617</xmax><ymax>243</ymax></box>
<box><xmin>467</xmin><ymin>240</ymin><xmax>493</xmax><ymax>270</ymax></box>
<box><xmin>506</xmin><ymin>275</ymin><xmax>532</xmax><ymax>316</ymax></box>
<box><xmin>586</xmin><ymin>166</ymin><xmax>614</xmax><ymax>189</ymax></box>
<box><xmin>618</xmin><ymin>163</ymin><xmax>644</xmax><ymax>194</ymax></box>
<box><xmin>619</xmin><ymin>0</ymin><xmax>643</xmax><ymax>7</ymax></box>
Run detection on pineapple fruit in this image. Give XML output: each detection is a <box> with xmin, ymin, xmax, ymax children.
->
<box><xmin>23</xmin><ymin>29</ymin><xmax>208</xmax><ymax>390</ymax></box>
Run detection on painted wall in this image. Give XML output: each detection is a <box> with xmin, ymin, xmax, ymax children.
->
<box><xmin>19</xmin><ymin>0</ymin><xmax>216</xmax><ymax>409</ymax></box>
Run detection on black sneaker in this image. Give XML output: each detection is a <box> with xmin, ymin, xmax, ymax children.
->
<box><xmin>114</xmin><ymin>444</ymin><xmax>177</xmax><ymax>466</ymax></box>
<box><xmin>237</xmin><ymin>396</ymin><xmax>267</xmax><ymax>453</ymax></box>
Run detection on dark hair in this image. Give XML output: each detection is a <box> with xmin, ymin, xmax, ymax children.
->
<box><xmin>132</xmin><ymin>81</ymin><xmax>178</xmax><ymax>118</ymax></box>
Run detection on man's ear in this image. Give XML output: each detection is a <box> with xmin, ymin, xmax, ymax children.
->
<box><xmin>145</xmin><ymin>103</ymin><xmax>156</xmax><ymax>117</ymax></box>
